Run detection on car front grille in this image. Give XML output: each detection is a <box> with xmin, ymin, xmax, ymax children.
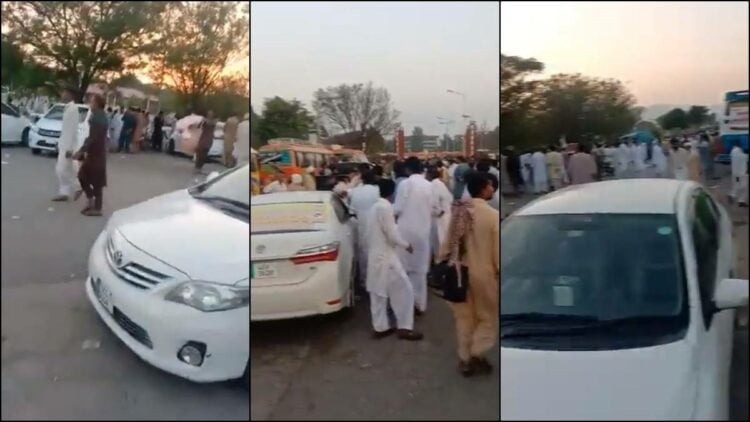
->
<box><xmin>106</xmin><ymin>233</ymin><xmax>172</xmax><ymax>290</ymax></box>
<box><xmin>113</xmin><ymin>307</ymin><xmax>153</xmax><ymax>349</ymax></box>
<box><xmin>38</xmin><ymin>129</ymin><xmax>61</xmax><ymax>138</ymax></box>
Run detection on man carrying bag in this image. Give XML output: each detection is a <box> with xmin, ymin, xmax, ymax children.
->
<box><xmin>437</xmin><ymin>172</ymin><xmax>500</xmax><ymax>377</ymax></box>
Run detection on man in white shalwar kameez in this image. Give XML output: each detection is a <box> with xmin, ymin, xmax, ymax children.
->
<box><xmin>349</xmin><ymin>172</ymin><xmax>381</xmax><ymax>289</ymax></box>
<box><xmin>427</xmin><ymin>167</ymin><xmax>452</xmax><ymax>263</ymax></box>
<box><xmin>367</xmin><ymin>179</ymin><xmax>423</xmax><ymax>340</ymax></box>
<box><xmin>729</xmin><ymin>144</ymin><xmax>748</xmax><ymax>206</ymax></box>
<box><xmin>393</xmin><ymin>157</ymin><xmax>435</xmax><ymax>314</ymax></box>
<box><xmin>650</xmin><ymin>141</ymin><xmax>668</xmax><ymax>178</ymax></box>
<box><xmin>616</xmin><ymin>141</ymin><xmax>630</xmax><ymax>179</ymax></box>
<box><xmin>519</xmin><ymin>151</ymin><xmax>532</xmax><ymax>189</ymax></box>
<box><xmin>531</xmin><ymin>149</ymin><xmax>548</xmax><ymax>193</ymax></box>
<box><xmin>634</xmin><ymin>142</ymin><xmax>647</xmax><ymax>178</ymax></box>
<box><xmin>52</xmin><ymin>88</ymin><xmax>81</xmax><ymax>201</ymax></box>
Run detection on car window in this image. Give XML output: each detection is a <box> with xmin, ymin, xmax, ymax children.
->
<box><xmin>501</xmin><ymin>214</ymin><xmax>685</xmax><ymax>321</ymax></box>
<box><xmin>2</xmin><ymin>103</ymin><xmax>19</xmax><ymax>117</ymax></box>
<box><xmin>691</xmin><ymin>191</ymin><xmax>719</xmax><ymax>328</ymax></box>
<box><xmin>43</xmin><ymin>105</ymin><xmax>65</xmax><ymax>120</ymax></box>
<box><xmin>251</xmin><ymin>201</ymin><xmax>329</xmax><ymax>234</ymax></box>
<box><xmin>259</xmin><ymin>150</ymin><xmax>292</xmax><ymax>165</ymax></box>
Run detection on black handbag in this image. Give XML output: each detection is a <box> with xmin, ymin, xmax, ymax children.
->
<box><xmin>430</xmin><ymin>260</ymin><xmax>469</xmax><ymax>303</ymax></box>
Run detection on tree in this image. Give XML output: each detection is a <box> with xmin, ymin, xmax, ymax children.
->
<box><xmin>410</xmin><ymin>127</ymin><xmax>425</xmax><ymax>152</ymax></box>
<box><xmin>657</xmin><ymin>108</ymin><xmax>689</xmax><ymax>131</ymax></box>
<box><xmin>254</xmin><ymin>97</ymin><xmax>316</xmax><ymax>144</ymax></box>
<box><xmin>148</xmin><ymin>1</ymin><xmax>248</xmax><ymax>111</ymax></box>
<box><xmin>686</xmin><ymin>105</ymin><xmax>709</xmax><ymax>127</ymax></box>
<box><xmin>2</xmin><ymin>1</ymin><xmax>168</xmax><ymax>102</ymax></box>
<box><xmin>501</xmin><ymin>54</ymin><xmax>545</xmax><ymax>148</ymax></box>
<box><xmin>312</xmin><ymin>82</ymin><xmax>401</xmax><ymax>137</ymax></box>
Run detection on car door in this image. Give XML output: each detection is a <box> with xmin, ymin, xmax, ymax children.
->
<box><xmin>1</xmin><ymin>103</ymin><xmax>22</xmax><ymax>142</ymax></box>
<box><xmin>689</xmin><ymin>189</ymin><xmax>732</xmax><ymax>419</ymax></box>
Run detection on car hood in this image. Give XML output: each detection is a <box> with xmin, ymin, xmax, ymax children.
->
<box><xmin>500</xmin><ymin>340</ymin><xmax>697</xmax><ymax>420</ymax></box>
<box><xmin>35</xmin><ymin>118</ymin><xmax>62</xmax><ymax>131</ymax></box>
<box><xmin>110</xmin><ymin>189</ymin><xmax>249</xmax><ymax>285</ymax></box>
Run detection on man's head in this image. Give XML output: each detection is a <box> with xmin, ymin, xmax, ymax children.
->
<box><xmin>425</xmin><ymin>166</ymin><xmax>441</xmax><ymax>181</ymax></box>
<box><xmin>61</xmin><ymin>87</ymin><xmax>77</xmax><ymax>103</ymax></box>
<box><xmin>405</xmin><ymin>156</ymin><xmax>422</xmax><ymax>175</ymax></box>
<box><xmin>207</xmin><ymin>110</ymin><xmax>215</xmax><ymax>119</ymax></box>
<box><xmin>476</xmin><ymin>159</ymin><xmax>490</xmax><ymax>173</ymax></box>
<box><xmin>372</xmin><ymin>165</ymin><xmax>384</xmax><ymax>178</ymax></box>
<box><xmin>106</xmin><ymin>107</ymin><xmax>113</xmax><ymax>113</ymax></box>
<box><xmin>361</xmin><ymin>169</ymin><xmax>377</xmax><ymax>185</ymax></box>
<box><xmin>466</xmin><ymin>171</ymin><xmax>494</xmax><ymax>200</ymax></box>
<box><xmin>89</xmin><ymin>94</ymin><xmax>105</xmax><ymax>111</ymax></box>
<box><xmin>549</xmin><ymin>144</ymin><xmax>558</xmax><ymax>152</ymax></box>
<box><xmin>378</xmin><ymin>178</ymin><xmax>396</xmax><ymax>200</ymax></box>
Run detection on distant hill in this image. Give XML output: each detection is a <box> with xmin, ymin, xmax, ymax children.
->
<box><xmin>640</xmin><ymin>104</ymin><xmax>723</xmax><ymax>121</ymax></box>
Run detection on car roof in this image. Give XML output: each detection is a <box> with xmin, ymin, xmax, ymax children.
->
<box><xmin>514</xmin><ymin>179</ymin><xmax>696</xmax><ymax>216</ymax></box>
<box><xmin>251</xmin><ymin>191</ymin><xmax>334</xmax><ymax>204</ymax></box>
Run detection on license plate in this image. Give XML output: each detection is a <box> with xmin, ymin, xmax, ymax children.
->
<box><xmin>93</xmin><ymin>278</ymin><xmax>113</xmax><ymax>313</ymax></box>
<box><xmin>252</xmin><ymin>262</ymin><xmax>278</xmax><ymax>279</ymax></box>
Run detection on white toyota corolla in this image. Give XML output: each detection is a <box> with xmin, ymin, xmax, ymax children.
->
<box><xmin>501</xmin><ymin>179</ymin><xmax>748</xmax><ymax>420</ymax></box>
<box><xmin>86</xmin><ymin>165</ymin><xmax>249</xmax><ymax>387</ymax></box>
<box><xmin>251</xmin><ymin>191</ymin><xmax>357</xmax><ymax>321</ymax></box>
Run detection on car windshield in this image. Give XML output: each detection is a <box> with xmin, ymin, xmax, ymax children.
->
<box><xmin>501</xmin><ymin>214</ymin><xmax>685</xmax><ymax>322</ymax></box>
<box><xmin>44</xmin><ymin>105</ymin><xmax>88</xmax><ymax>123</ymax></box>
<box><xmin>189</xmin><ymin>165</ymin><xmax>250</xmax><ymax>218</ymax></box>
<box><xmin>251</xmin><ymin>200</ymin><xmax>329</xmax><ymax>234</ymax></box>
<box><xmin>259</xmin><ymin>150</ymin><xmax>292</xmax><ymax>165</ymax></box>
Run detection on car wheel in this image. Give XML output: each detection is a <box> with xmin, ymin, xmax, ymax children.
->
<box><xmin>31</xmin><ymin>148</ymin><xmax>40</xmax><ymax>155</ymax></box>
<box><xmin>21</xmin><ymin>127</ymin><xmax>29</xmax><ymax>146</ymax></box>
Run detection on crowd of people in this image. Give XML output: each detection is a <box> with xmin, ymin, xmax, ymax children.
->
<box><xmin>500</xmin><ymin>133</ymin><xmax>749</xmax><ymax>216</ymax></box>
<box><xmin>257</xmin><ymin>154</ymin><xmax>502</xmax><ymax>376</ymax></box>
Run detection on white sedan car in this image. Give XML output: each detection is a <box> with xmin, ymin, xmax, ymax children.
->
<box><xmin>1</xmin><ymin>101</ymin><xmax>31</xmax><ymax>145</ymax></box>
<box><xmin>86</xmin><ymin>165</ymin><xmax>250</xmax><ymax>387</ymax></box>
<box><xmin>251</xmin><ymin>191</ymin><xmax>357</xmax><ymax>321</ymax></box>
<box><xmin>28</xmin><ymin>103</ymin><xmax>90</xmax><ymax>155</ymax></box>
<box><xmin>501</xmin><ymin>179</ymin><xmax>748</xmax><ymax>420</ymax></box>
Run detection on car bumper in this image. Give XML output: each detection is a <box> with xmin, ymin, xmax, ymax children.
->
<box><xmin>250</xmin><ymin>261</ymin><xmax>348</xmax><ymax>321</ymax></box>
<box><xmin>86</xmin><ymin>230</ymin><xmax>249</xmax><ymax>382</ymax></box>
<box><xmin>28</xmin><ymin>132</ymin><xmax>59</xmax><ymax>152</ymax></box>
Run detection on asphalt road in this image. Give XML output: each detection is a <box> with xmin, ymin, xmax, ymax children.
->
<box><xmin>1</xmin><ymin>145</ymin><xmax>249</xmax><ymax>420</ymax></box>
<box><xmin>251</xmin><ymin>294</ymin><xmax>499</xmax><ymax>420</ymax></box>
<box><xmin>500</xmin><ymin>164</ymin><xmax>749</xmax><ymax>421</ymax></box>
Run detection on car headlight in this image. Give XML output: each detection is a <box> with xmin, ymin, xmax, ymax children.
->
<box><xmin>164</xmin><ymin>280</ymin><xmax>249</xmax><ymax>312</ymax></box>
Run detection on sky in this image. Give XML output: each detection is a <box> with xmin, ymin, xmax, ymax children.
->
<box><xmin>501</xmin><ymin>1</ymin><xmax>749</xmax><ymax>106</ymax></box>
<box><xmin>250</xmin><ymin>1</ymin><xmax>499</xmax><ymax>137</ymax></box>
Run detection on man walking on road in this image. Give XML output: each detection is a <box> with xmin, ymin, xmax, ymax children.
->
<box><xmin>52</xmin><ymin>87</ymin><xmax>81</xmax><ymax>202</ymax></box>
<box><xmin>118</xmin><ymin>107</ymin><xmax>136</xmax><ymax>153</ymax></box>
<box><xmin>74</xmin><ymin>94</ymin><xmax>108</xmax><ymax>216</ymax></box>
<box><xmin>367</xmin><ymin>179</ymin><xmax>423</xmax><ymax>340</ymax></box>
<box><xmin>729</xmin><ymin>143</ymin><xmax>748</xmax><ymax>207</ymax></box>
<box><xmin>394</xmin><ymin>157</ymin><xmax>435</xmax><ymax>315</ymax></box>
<box><xmin>223</xmin><ymin>114</ymin><xmax>239</xmax><ymax>167</ymax></box>
<box><xmin>442</xmin><ymin>172</ymin><xmax>499</xmax><ymax>376</ymax></box>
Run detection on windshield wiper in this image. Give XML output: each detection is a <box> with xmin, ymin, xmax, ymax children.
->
<box><xmin>501</xmin><ymin>314</ymin><xmax>681</xmax><ymax>339</ymax></box>
<box><xmin>196</xmin><ymin>195</ymin><xmax>249</xmax><ymax>210</ymax></box>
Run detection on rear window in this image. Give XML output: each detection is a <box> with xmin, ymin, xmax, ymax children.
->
<box><xmin>251</xmin><ymin>201</ymin><xmax>329</xmax><ymax>234</ymax></box>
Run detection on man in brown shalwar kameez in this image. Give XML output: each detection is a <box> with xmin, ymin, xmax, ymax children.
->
<box><xmin>74</xmin><ymin>94</ymin><xmax>108</xmax><ymax>216</ymax></box>
<box><xmin>195</xmin><ymin>110</ymin><xmax>217</xmax><ymax>174</ymax></box>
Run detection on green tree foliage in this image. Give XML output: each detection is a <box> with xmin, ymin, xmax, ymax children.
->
<box><xmin>410</xmin><ymin>127</ymin><xmax>425</xmax><ymax>152</ymax></box>
<box><xmin>148</xmin><ymin>1</ymin><xmax>248</xmax><ymax>111</ymax></box>
<box><xmin>686</xmin><ymin>105</ymin><xmax>710</xmax><ymax>127</ymax></box>
<box><xmin>253</xmin><ymin>97</ymin><xmax>316</xmax><ymax>144</ymax></box>
<box><xmin>500</xmin><ymin>54</ymin><xmax>545</xmax><ymax>149</ymax></box>
<box><xmin>657</xmin><ymin>108</ymin><xmax>689</xmax><ymax>130</ymax></box>
<box><xmin>2</xmin><ymin>1</ymin><xmax>168</xmax><ymax>102</ymax></box>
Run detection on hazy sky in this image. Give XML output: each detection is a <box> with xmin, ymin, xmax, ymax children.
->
<box><xmin>251</xmin><ymin>1</ymin><xmax>499</xmax><ymax>137</ymax></box>
<box><xmin>501</xmin><ymin>1</ymin><xmax>749</xmax><ymax>106</ymax></box>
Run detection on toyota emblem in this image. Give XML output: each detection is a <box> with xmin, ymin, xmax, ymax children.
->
<box><xmin>113</xmin><ymin>250</ymin><xmax>123</xmax><ymax>267</ymax></box>
<box><xmin>256</xmin><ymin>245</ymin><xmax>266</xmax><ymax>254</ymax></box>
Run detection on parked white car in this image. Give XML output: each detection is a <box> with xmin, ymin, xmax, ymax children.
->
<box><xmin>86</xmin><ymin>165</ymin><xmax>250</xmax><ymax>387</ymax></box>
<box><xmin>28</xmin><ymin>103</ymin><xmax>90</xmax><ymax>155</ymax></box>
<box><xmin>1</xmin><ymin>101</ymin><xmax>31</xmax><ymax>145</ymax></box>
<box><xmin>251</xmin><ymin>191</ymin><xmax>357</xmax><ymax>321</ymax></box>
<box><xmin>500</xmin><ymin>179</ymin><xmax>749</xmax><ymax>420</ymax></box>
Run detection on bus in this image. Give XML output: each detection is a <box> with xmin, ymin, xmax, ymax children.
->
<box><xmin>717</xmin><ymin>90</ymin><xmax>749</xmax><ymax>163</ymax></box>
<box><xmin>258</xmin><ymin>139</ymin><xmax>335</xmax><ymax>181</ymax></box>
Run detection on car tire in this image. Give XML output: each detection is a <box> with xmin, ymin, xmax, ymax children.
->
<box><xmin>21</xmin><ymin>127</ymin><xmax>29</xmax><ymax>146</ymax></box>
<box><xmin>31</xmin><ymin>148</ymin><xmax>40</xmax><ymax>155</ymax></box>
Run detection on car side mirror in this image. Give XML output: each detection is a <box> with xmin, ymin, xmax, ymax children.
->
<box><xmin>206</xmin><ymin>171</ymin><xmax>220</xmax><ymax>181</ymax></box>
<box><xmin>714</xmin><ymin>278</ymin><xmax>749</xmax><ymax>310</ymax></box>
